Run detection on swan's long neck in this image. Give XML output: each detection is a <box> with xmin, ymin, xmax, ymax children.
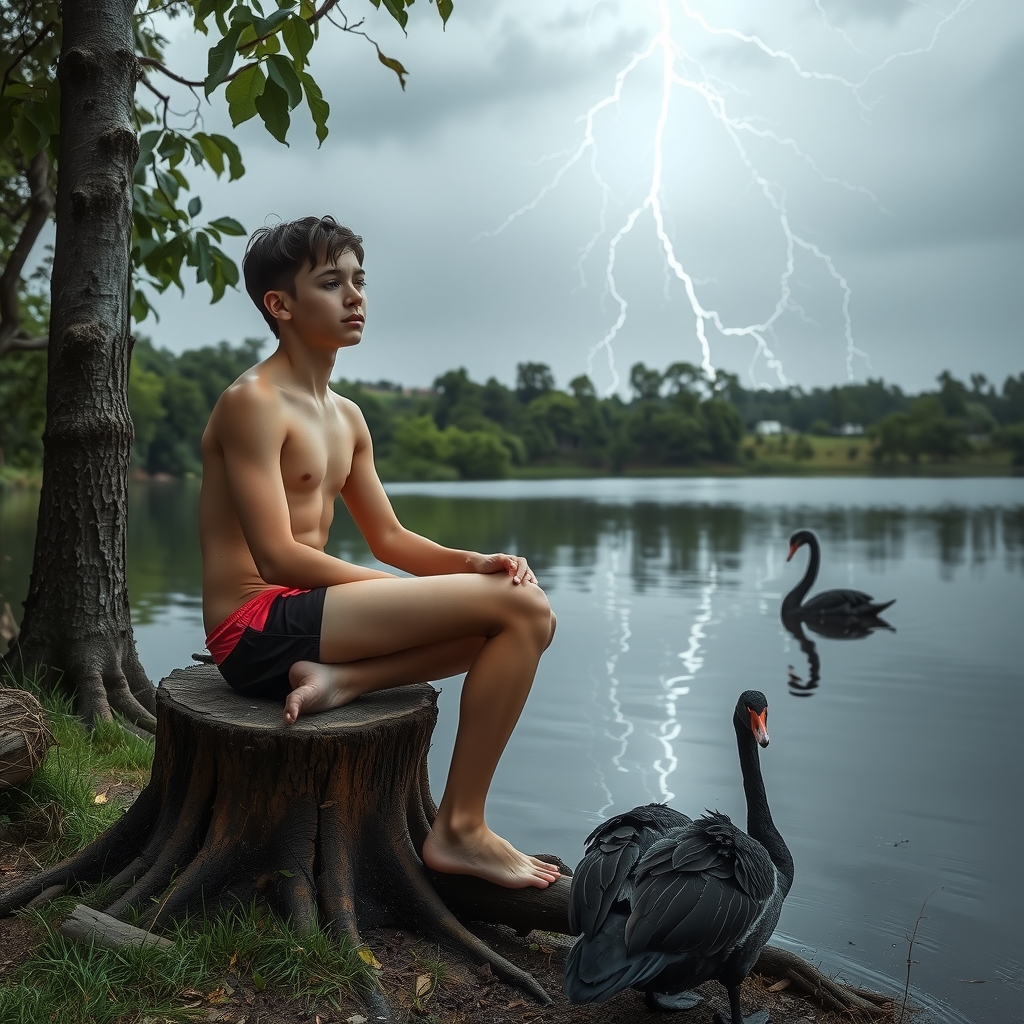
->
<box><xmin>782</xmin><ymin>537</ymin><xmax>819</xmax><ymax>613</ymax></box>
<box><xmin>736</xmin><ymin>721</ymin><xmax>794</xmax><ymax>892</ymax></box>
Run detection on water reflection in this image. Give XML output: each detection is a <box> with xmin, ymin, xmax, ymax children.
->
<box><xmin>781</xmin><ymin>611</ymin><xmax>895</xmax><ymax>698</ymax></box>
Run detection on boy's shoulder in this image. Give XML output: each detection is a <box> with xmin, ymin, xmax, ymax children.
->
<box><xmin>211</xmin><ymin>364</ymin><xmax>279</xmax><ymax>418</ymax></box>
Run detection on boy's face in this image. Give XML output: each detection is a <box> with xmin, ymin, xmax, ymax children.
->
<box><xmin>264</xmin><ymin>248</ymin><xmax>366</xmax><ymax>350</ymax></box>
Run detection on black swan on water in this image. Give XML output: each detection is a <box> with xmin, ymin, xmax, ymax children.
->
<box><xmin>564</xmin><ymin>691</ymin><xmax>794</xmax><ymax>1024</ymax></box>
<box><xmin>782</xmin><ymin>529</ymin><xmax>895</xmax><ymax>620</ymax></box>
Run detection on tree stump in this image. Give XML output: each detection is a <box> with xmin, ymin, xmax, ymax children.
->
<box><xmin>0</xmin><ymin>688</ymin><xmax>55</xmax><ymax>790</ymax></box>
<box><xmin>0</xmin><ymin>665</ymin><xmax>568</xmax><ymax>1005</ymax></box>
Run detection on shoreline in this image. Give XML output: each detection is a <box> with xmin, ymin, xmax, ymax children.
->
<box><xmin>3</xmin><ymin>461</ymin><xmax>1019</xmax><ymax>490</ymax></box>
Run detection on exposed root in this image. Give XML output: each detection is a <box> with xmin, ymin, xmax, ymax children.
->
<box><xmin>0</xmin><ymin>784</ymin><xmax>159</xmax><ymax>915</ymax></box>
<box><xmin>385</xmin><ymin>839</ymin><xmax>552</xmax><ymax>1005</ymax></box>
<box><xmin>754</xmin><ymin>945</ymin><xmax>895</xmax><ymax>1019</ymax></box>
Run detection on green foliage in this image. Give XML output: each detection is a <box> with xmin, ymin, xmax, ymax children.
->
<box><xmin>993</xmin><ymin>423</ymin><xmax>1024</xmax><ymax>466</ymax></box>
<box><xmin>0</xmin><ymin>349</ymin><xmax>46</xmax><ymax>468</ymax></box>
<box><xmin>127</xmin><ymin>337</ymin><xmax>263</xmax><ymax>474</ymax></box>
<box><xmin>0</xmin><ymin>903</ymin><xmax>373</xmax><ymax>1024</ymax></box>
<box><xmin>1</xmin><ymin>0</ymin><xmax>444</xmax><ymax>354</ymax></box>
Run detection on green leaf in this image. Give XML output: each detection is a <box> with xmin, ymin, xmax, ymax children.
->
<box><xmin>12</xmin><ymin>111</ymin><xmax>44</xmax><ymax>158</ymax></box>
<box><xmin>282</xmin><ymin>14</ymin><xmax>314</xmax><ymax>64</ymax></box>
<box><xmin>195</xmin><ymin>231</ymin><xmax>213</xmax><ymax>283</ymax></box>
<box><xmin>208</xmin><ymin>216</ymin><xmax>246</xmax><ymax>236</ymax></box>
<box><xmin>266</xmin><ymin>54</ymin><xmax>303</xmax><ymax>109</ymax></box>
<box><xmin>206</xmin><ymin>21</ymin><xmax>245</xmax><ymax>95</ymax></box>
<box><xmin>158</xmin><ymin>132</ymin><xmax>187</xmax><ymax>169</ymax></box>
<box><xmin>135</xmin><ymin>130</ymin><xmax>162</xmax><ymax>181</ymax></box>
<box><xmin>131</xmin><ymin>289</ymin><xmax>151</xmax><ymax>324</ymax></box>
<box><xmin>252</xmin><ymin>971</ymin><xmax>266</xmax><ymax>992</ymax></box>
<box><xmin>435</xmin><ymin>0</ymin><xmax>453</xmax><ymax>25</ymax></box>
<box><xmin>221</xmin><ymin>254</ymin><xmax>240</xmax><ymax>287</ymax></box>
<box><xmin>300</xmin><ymin>72</ymin><xmax>329</xmax><ymax>145</ymax></box>
<box><xmin>193</xmin><ymin>132</ymin><xmax>225</xmax><ymax>176</ymax></box>
<box><xmin>154</xmin><ymin>167</ymin><xmax>180</xmax><ymax>203</ymax></box>
<box><xmin>252</xmin><ymin>7</ymin><xmax>293</xmax><ymax>38</ymax></box>
<box><xmin>224</xmin><ymin>64</ymin><xmax>266</xmax><ymax>126</ymax></box>
<box><xmin>254</xmin><ymin>77</ymin><xmax>290</xmax><ymax>144</ymax></box>
<box><xmin>188</xmin><ymin>196</ymin><xmax>203</xmax><ymax>218</ymax></box>
<box><xmin>380</xmin><ymin>0</ymin><xmax>409</xmax><ymax>29</ymax></box>
<box><xmin>376</xmin><ymin>47</ymin><xmax>409</xmax><ymax>90</ymax></box>
<box><xmin>210</xmin><ymin>134</ymin><xmax>245</xmax><ymax>180</ymax></box>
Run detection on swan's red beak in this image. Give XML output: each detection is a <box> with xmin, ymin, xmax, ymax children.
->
<box><xmin>748</xmin><ymin>707</ymin><xmax>769</xmax><ymax>747</ymax></box>
<box><xmin>786</xmin><ymin>542</ymin><xmax>798</xmax><ymax>562</ymax></box>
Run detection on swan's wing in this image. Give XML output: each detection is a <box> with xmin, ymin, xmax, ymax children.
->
<box><xmin>564</xmin><ymin>910</ymin><xmax>677</xmax><ymax>1004</ymax></box>
<box><xmin>624</xmin><ymin>814</ymin><xmax>776</xmax><ymax>958</ymax></box>
<box><xmin>569</xmin><ymin>804</ymin><xmax>691</xmax><ymax>939</ymax></box>
<box><xmin>803</xmin><ymin>589</ymin><xmax>895</xmax><ymax>617</ymax></box>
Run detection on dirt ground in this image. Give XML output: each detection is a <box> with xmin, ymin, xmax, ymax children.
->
<box><xmin>0</xmin><ymin>889</ymin><xmax>899</xmax><ymax>1024</ymax></box>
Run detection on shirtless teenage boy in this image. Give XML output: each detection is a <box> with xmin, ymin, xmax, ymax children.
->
<box><xmin>199</xmin><ymin>216</ymin><xmax>559</xmax><ymax>890</ymax></box>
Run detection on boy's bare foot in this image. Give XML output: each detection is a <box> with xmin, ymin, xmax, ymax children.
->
<box><xmin>422</xmin><ymin>820</ymin><xmax>561</xmax><ymax>890</ymax></box>
<box><xmin>283</xmin><ymin>661</ymin><xmax>358</xmax><ymax>724</ymax></box>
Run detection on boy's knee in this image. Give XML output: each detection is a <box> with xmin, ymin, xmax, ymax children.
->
<box><xmin>545</xmin><ymin>610</ymin><xmax>557</xmax><ymax>649</ymax></box>
<box><xmin>503</xmin><ymin>582</ymin><xmax>551</xmax><ymax>640</ymax></box>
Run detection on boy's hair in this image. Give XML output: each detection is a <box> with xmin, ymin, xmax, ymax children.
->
<box><xmin>243</xmin><ymin>216</ymin><xmax>364</xmax><ymax>337</ymax></box>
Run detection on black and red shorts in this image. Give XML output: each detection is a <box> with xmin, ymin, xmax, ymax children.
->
<box><xmin>206</xmin><ymin>586</ymin><xmax>328</xmax><ymax>700</ymax></box>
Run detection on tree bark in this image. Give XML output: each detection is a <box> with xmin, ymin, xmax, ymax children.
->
<box><xmin>4</xmin><ymin>0</ymin><xmax>155</xmax><ymax>730</ymax></box>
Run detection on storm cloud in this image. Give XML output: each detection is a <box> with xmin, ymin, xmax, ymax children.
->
<box><xmin>145</xmin><ymin>0</ymin><xmax>1023</xmax><ymax>395</ymax></box>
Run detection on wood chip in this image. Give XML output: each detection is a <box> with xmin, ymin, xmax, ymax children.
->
<box><xmin>507</xmin><ymin>999</ymin><xmax>526</xmax><ymax>1009</ymax></box>
<box><xmin>415</xmin><ymin>974</ymin><xmax>431</xmax><ymax>998</ymax></box>
<box><xmin>768</xmin><ymin>978</ymin><xmax>792</xmax><ymax>992</ymax></box>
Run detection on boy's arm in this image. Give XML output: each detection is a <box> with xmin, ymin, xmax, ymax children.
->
<box><xmin>217</xmin><ymin>383</ymin><xmax>391</xmax><ymax>588</ymax></box>
<box><xmin>341</xmin><ymin>403</ymin><xmax>536</xmax><ymax>584</ymax></box>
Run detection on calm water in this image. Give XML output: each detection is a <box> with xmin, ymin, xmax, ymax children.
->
<box><xmin>2</xmin><ymin>477</ymin><xmax>1022</xmax><ymax>1023</ymax></box>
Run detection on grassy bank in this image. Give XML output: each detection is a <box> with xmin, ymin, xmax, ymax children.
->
<box><xmin>0</xmin><ymin>672</ymin><xmax>153</xmax><ymax>865</ymax></box>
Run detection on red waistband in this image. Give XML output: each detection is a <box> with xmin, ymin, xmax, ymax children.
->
<box><xmin>206</xmin><ymin>587</ymin><xmax>309</xmax><ymax>664</ymax></box>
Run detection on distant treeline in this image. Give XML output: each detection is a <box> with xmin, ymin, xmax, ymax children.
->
<box><xmin>1</xmin><ymin>338</ymin><xmax>1022</xmax><ymax>478</ymax></box>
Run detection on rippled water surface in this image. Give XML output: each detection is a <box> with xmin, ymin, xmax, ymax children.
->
<box><xmin>2</xmin><ymin>477</ymin><xmax>1022</xmax><ymax>1023</ymax></box>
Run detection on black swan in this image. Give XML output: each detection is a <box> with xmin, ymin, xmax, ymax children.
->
<box><xmin>782</xmin><ymin>529</ymin><xmax>895</xmax><ymax>620</ymax></box>
<box><xmin>564</xmin><ymin>691</ymin><xmax>794</xmax><ymax>1023</ymax></box>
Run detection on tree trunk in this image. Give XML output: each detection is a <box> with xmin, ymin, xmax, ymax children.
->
<box><xmin>4</xmin><ymin>0</ymin><xmax>155</xmax><ymax>730</ymax></box>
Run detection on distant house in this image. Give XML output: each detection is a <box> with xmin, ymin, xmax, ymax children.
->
<box><xmin>838</xmin><ymin>423</ymin><xmax>864</xmax><ymax>436</ymax></box>
<box><xmin>755</xmin><ymin>420</ymin><xmax>783</xmax><ymax>436</ymax></box>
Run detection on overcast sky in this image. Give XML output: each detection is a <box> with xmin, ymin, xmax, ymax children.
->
<box><xmin>143</xmin><ymin>0</ymin><xmax>1022</xmax><ymax>395</ymax></box>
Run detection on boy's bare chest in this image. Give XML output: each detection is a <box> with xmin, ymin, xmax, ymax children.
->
<box><xmin>279</xmin><ymin>406</ymin><xmax>354</xmax><ymax>496</ymax></box>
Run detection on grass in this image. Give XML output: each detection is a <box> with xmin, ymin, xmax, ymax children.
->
<box><xmin>0</xmin><ymin>669</ymin><xmax>377</xmax><ymax>1022</ymax></box>
<box><xmin>734</xmin><ymin>432</ymin><xmax>1017</xmax><ymax>475</ymax></box>
<box><xmin>0</xmin><ymin>902</ymin><xmax>375</xmax><ymax>1024</ymax></box>
<box><xmin>0</xmin><ymin>666</ymin><xmax>154</xmax><ymax>864</ymax></box>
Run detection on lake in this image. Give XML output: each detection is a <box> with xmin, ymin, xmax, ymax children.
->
<box><xmin>2</xmin><ymin>476</ymin><xmax>1022</xmax><ymax>1024</ymax></box>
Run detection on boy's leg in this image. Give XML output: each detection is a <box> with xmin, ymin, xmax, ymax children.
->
<box><xmin>286</xmin><ymin>635</ymin><xmax>485</xmax><ymax>714</ymax></box>
<box><xmin>291</xmin><ymin>572</ymin><xmax>558</xmax><ymax>889</ymax></box>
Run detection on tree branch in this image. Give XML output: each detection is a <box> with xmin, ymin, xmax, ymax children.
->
<box><xmin>0</xmin><ymin>150</ymin><xmax>55</xmax><ymax>358</ymax></box>
<box><xmin>136</xmin><ymin>1</ymin><xmax>353</xmax><ymax>90</ymax></box>
<box><xmin>0</xmin><ymin>333</ymin><xmax>48</xmax><ymax>357</ymax></box>
<box><xmin>1</xmin><ymin>18</ymin><xmax>57</xmax><ymax>96</ymax></box>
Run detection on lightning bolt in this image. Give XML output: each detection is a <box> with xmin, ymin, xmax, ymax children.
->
<box><xmin>481</xmin><ymin>0</ymin><xmax>974</xmax><ymax>393</ymax></box>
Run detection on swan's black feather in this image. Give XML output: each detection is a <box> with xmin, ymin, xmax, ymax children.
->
<box><xmin>563</xmin><ymin>909</ymin><xmax>676</xmax><ymax>1003</ymax></box>
<box><xmin>624</xmin><ymin>814</ymin><xmax>769</xmax><ymax>958</ymax></box>
<box><xmin>564</xmin><ymin>694</ymin><xmax>793</xmax><ymax>1018</ymax></box>
<box><xmin>568</xmin><ymin>803</ymin><xmax>690</xmax><ymax>939</ymax></box>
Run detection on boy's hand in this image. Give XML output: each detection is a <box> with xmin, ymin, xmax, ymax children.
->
<box><xmin>472</xmin><ymin>552</ymin><xmax>538</xmax><ymax>586</ymax></box>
